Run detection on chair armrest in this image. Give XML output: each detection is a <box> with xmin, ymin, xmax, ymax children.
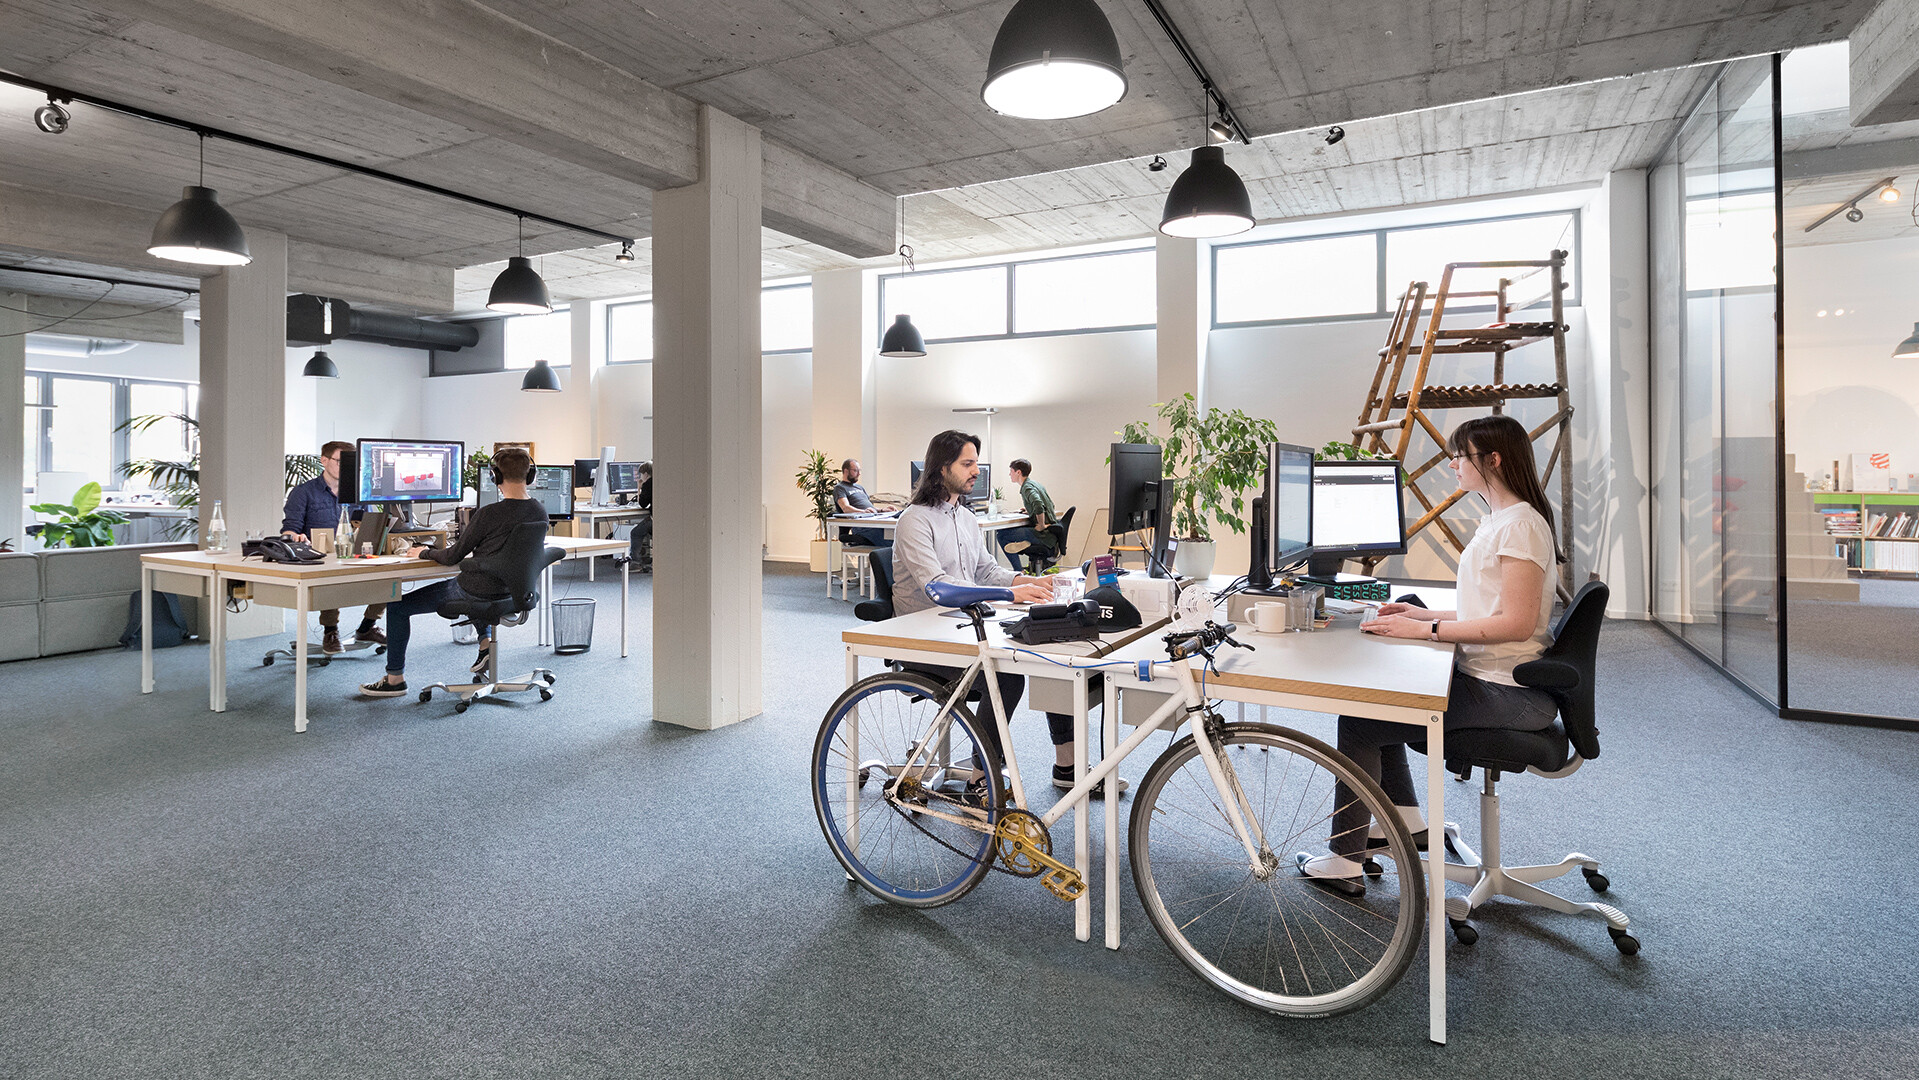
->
<box><xmin>1512</xmin><ymin>656</ymin><xmax>1580</xmax><ymax>690</ymax></box>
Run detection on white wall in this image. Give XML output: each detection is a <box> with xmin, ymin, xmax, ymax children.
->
<box><xmin>764</xmin><ymin>352</ymin><xmax>815</xmax><ymax>560</ymax></box>
<box><xmin>419</xmin><ymin>367</ymin><xmax>595</xmax><ymax>466</ymax></box>
<box><xmin>301</xmin><ymin>338</ymin><xmax>427</xmax><ymax>449</ymax></box>
<box><xmin>1785</xmin><ymin>234</ymin><xmax>1919</xmax><ymax>486</ymax></box>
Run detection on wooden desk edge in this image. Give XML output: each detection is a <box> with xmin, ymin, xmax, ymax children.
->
<box><xmin>1201</xmin><ymin>669</ymin><xmax>1449</xmax><ymax>713</ymax></box>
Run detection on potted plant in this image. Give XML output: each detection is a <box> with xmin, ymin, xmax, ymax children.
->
<box><xmin>27</xmin><ymin>482</ymin><xmax>128</xmax><ymax>548</ymax></box>
<box><xmin>795</xmin><ymin>449</ymin><xmax>838</xmax><ymax>572</ymax></box>
<box><xmin>1120</xmin><ymin>394</ymin><xmax>1278</xmax><ymax>577</ymax></box>
<box><xmin>118</xmin><ymin>412</ymin><xmax>321</xmax><ymax>539</ymax></box>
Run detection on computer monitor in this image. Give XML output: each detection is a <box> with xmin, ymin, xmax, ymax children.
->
<box><xmin>354</xmin><ymin>439</ymin><xmax>463</xmax><ymax>504</ymax></box>
<box><xmin>909</xmin><ymin>460</ymin><xmax>925</xmax><ymax>491</ymax></box>
<box><xmin>968</xmin><ymin>463</ymin><xmax>990</xmax><ymax>508</ymax></box>
<box><xmin>1305</xmin><ymin>459</ymin><xmax>1407</xmax><ymax>583</ymax></box>
<box><xmin>573</xmin><ymin>458</ymin><xmax>600</xmax><ymax>489</ymax></box>
<box><xmin>528</xmin><ymin>465</ymin><xmax>574</xmax><ymax>518</ymax></box>
<box><xmin>605</xmin><ymin>461</ymin><xmax>644</xmax><ymax>495</ymax></box>
<box><xmin>476</xmin><ymin>470</ymin><xmax>499</xmax><ymax>508</ymax></box>
<box><xmin>1109</xmin><ymin>443</ymin><xmax>1164</xmax><ymax>532</ymax></box>
<box><xmin>1265</xmin><ymin>442</ymin><xmax>1314</xmax><ymax>573</ymax></box>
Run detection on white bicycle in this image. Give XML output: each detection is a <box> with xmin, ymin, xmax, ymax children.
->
<box><xmin>811</xmin><ymin>583</ymin><xmax>1426</xmax><ymax>1017</ymax></box>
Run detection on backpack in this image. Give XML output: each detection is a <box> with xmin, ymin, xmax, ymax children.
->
<box><xmin>121</xmin><ymin>591</ymin><xmax>192</xmax><ymax>649</ymax></box>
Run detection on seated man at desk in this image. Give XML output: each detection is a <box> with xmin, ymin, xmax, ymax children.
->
<box><xmin>359</xmin><ymin>447</ymin><xmax>549</xmax><ymax>698</ymax></box>
<box><xmin>833</xmin><ymin>458</ymin><xmax>890</xmax><ymax>548</ymax></box>
<box><xmin>281</xmin><ymin>440</ymin><xmax>384</xmax><ymax>653</ymax></box>
<box><xmin>996</xmin><ymin>457</ymin><xmax>1058</xmax><ymax>572</ymax></box>
<box><xmin>630</xmin><ymin>462</ymin><xmax>653</xmax><ymax>573</ymax></box>
<box><xmin>895</xmin><ymin>430</ymin><xmax>1116</xmax><ymax>793</ymax></box>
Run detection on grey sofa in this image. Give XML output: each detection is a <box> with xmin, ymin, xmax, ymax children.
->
<box><xmin>0</xmin><ymin>542</ymin><xmax>199</xmax><ymax>661</ymax></box>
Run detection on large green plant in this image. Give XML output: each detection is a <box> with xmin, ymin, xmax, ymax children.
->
<box><xmin>1119</xmin><ymin>394</ymin><xmax>1279</xmax><ymax>543</ymax></box>
<box><xmin>118</xmin><ymin>413</ymin><xmax>322</xmax><ymax>539</ymax></box>
<box><xmin>795</xmin><ymin>450</ymin><xmax>840</xmax><ymax>541</ymax></box>
<box><xmin>1316</xmin><ymin>440</ymin><xmax>1395</xmax><ymax>462</ymax></box>
<box><xmin>28</xmin><ymin>482</ymin><xmax>128</xmax><ymax>548</ymax></box>
<box><xmin>461</xmin><ymin>448</ymin><xmax>494</xmax><ymax>492</ymax></box>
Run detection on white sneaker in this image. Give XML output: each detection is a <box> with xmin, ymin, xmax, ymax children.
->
<box><xmin>1295</xmin><ymin>852</ymin><xmax>1366</xmax><ymax>895</ymax></box>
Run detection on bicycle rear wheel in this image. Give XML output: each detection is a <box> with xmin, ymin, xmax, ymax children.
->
<box><xmin>1130</xmin><ymin>722</ymin><xmax>1424</xmax><ymax>1017</ymax></box>
<box><xmin>812</xmin><ymin>672</ymin><xmax>1003</xmax><ymax>908</ymax></box>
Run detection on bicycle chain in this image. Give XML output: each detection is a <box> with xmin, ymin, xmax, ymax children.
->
<box><xmin>880</xmin><ymin>782</ymin><xmax>1039</xmax><ymax>881</ymax></box>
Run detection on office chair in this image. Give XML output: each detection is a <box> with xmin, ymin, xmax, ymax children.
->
<box><xmin>854</xmin><ymin>548</ymin><xmax>894</xmax><ymax>623</ymax></box>
<box><xmin>417</xmin><ymin>521</ymin><xmax>566</xmax><ymax>714</ymax></box>
<box><xmin>1031</xmin><ymin>505</ymin><xmax>1075</xmax><ymax>573</ymax></box>
<box><xmin>1392</xmin><ymin>580</ymin><xmax>1637</xmax><ymax>954</ymax></box>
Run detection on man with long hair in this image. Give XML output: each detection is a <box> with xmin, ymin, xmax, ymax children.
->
<box><xmin>894</xmin><ymin>430</ymin><xmax>1117</xmax><ymax>793</ymax></box>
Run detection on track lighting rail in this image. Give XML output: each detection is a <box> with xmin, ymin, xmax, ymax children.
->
<box><xmin>1137</xmin><ymin>0</ymin><xmax>1250</xmax><ymax>145</ymax></box>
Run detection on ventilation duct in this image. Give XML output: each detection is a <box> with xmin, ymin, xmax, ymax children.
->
<box><xmin>287</xmin><ymin>294</ymin><xmax>479</xmax><ymax>352</ymax></box>
<box><xmin>25</xmin><ymin>334</ymin><xmax>140</xmax><ymax>357</ymax></box>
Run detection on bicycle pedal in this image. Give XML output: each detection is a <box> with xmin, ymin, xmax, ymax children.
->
<box><xmin>1040</xmin><ymin>867</ymin><xmax>1086</xmax><ymax>902</ymax></box>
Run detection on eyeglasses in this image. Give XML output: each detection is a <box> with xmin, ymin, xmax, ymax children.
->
<box><xmin>1448</xmin><ymin>451</ymin><xmax>1487</xmax><ymax>463</ymax></box>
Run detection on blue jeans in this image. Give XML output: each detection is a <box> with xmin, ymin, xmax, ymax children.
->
<box><xmin>996</xmin><ymin>526</ymin><xmax>1054</xmax><ymax>568</ymax></box>
<box><xmin>385</xmin><ymin>578</ymin><xmax>492</xmax><ymax>675</ymax></box>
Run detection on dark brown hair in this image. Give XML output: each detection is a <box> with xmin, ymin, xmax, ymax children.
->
<box><xmin>493</xmin><ymin>446</ymin><xmax>534</xmax><ymax>484</ymax></box>
<box><xmin>1446</xmin><ymin>416</ymin><xmax>1555</xmax><ymax>536</ymax></box>
<box><xmin>320</xmin><ymin>440</ymin><xmax>353</xmax><ymax>460</ymax></box>
<box><xmin>911</xmin><ymin>430</ymin><xmax>980</xmax><ymax>506</ymax></box>
<box><xmin>1009</xmin><ymin>458</ymin><xmax>1032</xmax><ymax>478</ymax></box>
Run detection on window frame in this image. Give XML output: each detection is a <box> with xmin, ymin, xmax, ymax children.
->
<box><xmin>760</xmin><ymin>281</ymin><xmax>814</xmax><ymax>355</ymax></box>
<box><xmin>24</xmin><ymin>370</ymin><xmax>198</xmax><ymax>495</ymax></box>
<box><xmin>877</xmin><ymin>244</ymin><xmax>1157</xmax><ymax>347</ymax></box>
<box><xmin>604</xmin><ymin>298</ymin><xmax>654</xmax><ymax>366</ymax></box>
<box><xmin>1211</xmin><ymin>209</ymin><xmax>1583</xmax><ymax>329</ymax></box>
<box><xmin>501</xmin><ymin>307</ymin><xmax>573</xmax><ymax>370</ymax></box>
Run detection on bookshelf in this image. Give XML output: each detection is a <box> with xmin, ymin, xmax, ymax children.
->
<box><xmin>1812</xmin><ymin>492</ymin><xmax>1919</xmax><ymax>577</ymax></box>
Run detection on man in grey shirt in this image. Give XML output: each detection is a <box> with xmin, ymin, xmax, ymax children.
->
<box><xmin>832</xmin><ymin>458</ymin><xmax>889</xmax><ymax>548</ymax></box>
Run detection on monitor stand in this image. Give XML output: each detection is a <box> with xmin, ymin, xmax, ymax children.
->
<box><xmin>386</xmin><ymin>501</ymin><xmax>432</xmax><ymax>534</ymax></box>
<box><xmin>1299</xmin><ymin>551</ymin><xmax>1376</xmax><ymax>586</ymax></box>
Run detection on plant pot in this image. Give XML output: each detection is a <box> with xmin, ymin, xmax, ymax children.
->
<box><xmin>810</xmin><ymin>538</ymin><xmax>832</xmax><ymax>573</ymax></box>
<box><xmin>1173</xmin><ymin>540</ymin><xmax>1216</xmax><ymax>579</ymax></box>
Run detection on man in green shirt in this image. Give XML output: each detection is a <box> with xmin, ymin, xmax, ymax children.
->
<box><xmin>998</xmin><ymin>458</ymin><xmax>1060</xmax><ymax>572</ymax></box>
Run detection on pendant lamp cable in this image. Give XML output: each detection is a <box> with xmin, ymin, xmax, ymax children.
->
<box><xmin>898</xmin><ymin>197</ymin><xmax>915</xmax><ymax>273</ymax></box>
<box><xmin>197</xmin><ymin>133</ymin><xmax>206</xmax><ymax>187</ymax></box>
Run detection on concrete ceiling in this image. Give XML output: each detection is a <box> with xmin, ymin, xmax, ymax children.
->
<box><xmin>0</xmin><ymin>0</ymin><xmax>1885</xmax><ymax>315</ymax></box>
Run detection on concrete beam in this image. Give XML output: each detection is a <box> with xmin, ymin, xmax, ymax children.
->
<box><xmin>7</xmin><ymin>297</ymin><xmax>187</xmax><ymax>344</ymax></box>
<box><xmin>1852</xmin><ymin>0</ymin><xmax>1919</xmax><ymax>126</ymax></box>
<box><xmin>762</xmin><ymin>140</ymin><xmax>895</xmax><ymax>259</ymax></box>
<box><xmin>1785</xmin><ymin>135</ymin><xmax>1919</xmax><ymax>180</ymax></box>
<box><xmin>0</xmin><ymin>294</ymin><xmax>24</xmax><ymax>550</ymax></box>
<box><xmin>0</xmin><ymin>181</ymin><xmax>453</xmax><ymax>313</ymax></box>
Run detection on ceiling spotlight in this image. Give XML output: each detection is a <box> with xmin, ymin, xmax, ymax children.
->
<box><xmin>1846</xmin><ymin>206</ymin><xmax>1865</xmax><ymax>223</ymax></box>
<box><xmin>1208</xmin><ymin>118</ymin><xmax>1236</xmax><ymax>144</ymax></box>
<box><xmin>1881</xmin><ymin>185</ymin><xmax>1902</xmax><ymax>203</ymax></box>
<box><xmin>1148</xmin><ymin>155</ymin><xmax>1168</xmax><ymax>172</ymax></box>
<box><xmin>1325</xmin><ymin>125</ymin><xmax>1345</xmax><ymax>146</ymax></box>
<box><xmin>615</xmin><ymin>240</ymin><xmax>634</xmax><ymax>263</ymax></box>
<box><xmin>33</xmin><ymin>97</ymin><xmax>70</xmax><ymax>134</ymax></box>
<box><xmin>981</xmin><ymin>0</ymin><xmax>1128</xmax><ymax>120</ymax></box>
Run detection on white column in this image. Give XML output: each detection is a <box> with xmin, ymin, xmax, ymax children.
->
<box><xmin>0</xmin><ymin>293</ymin><xmax>25</xmax><ymax>550</ymax></box>
<box><xmin>200</xmin><ymin>229</ymin><xmax>289</xmax><ymax>639</ymax></box>
<box><xmin>652</xmin><ymin>106</ymin><xmax>764</xmax><ymax>730</ymax></box>
<box><xmin>1583</xmin><ymin>170</ymin><xmax>1651</xmax><ymax>618</ymax></box>
<box><xmin>572</xmin><ymin>299</ymin><xmax>600</xmax><ymax>452</ymax></box>
<box><xmin>811</xmin><ymin>267</ymin><xmax>874</xmax><ymax>470</ymax></box>
<box><xmin>1155</xmin><ymin>235</ymin><xmax>1209</xmax><ymax>410</ymax></box>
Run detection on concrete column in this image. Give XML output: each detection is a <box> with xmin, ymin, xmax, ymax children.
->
<box><xmin>811</xmin><ymin>267</ymin><xmax>876</xmax><ymax>470</ymax></box>
<box><xmin>652</xmin><ymin>106</ymin><xmax>763</xmax><ymax>730</ymax></box>
<box><xmin>0</xmin><ymin>293</ymin><xmax>25</xmax><ymax>550</ymax></box>
<box><xmin>572</xmin><ymin>299</ymin><xmax>600</xmax><ymax>452</ymax></box>
<box><xmin>1582</xmin><ymin>170</ymin><xmax>1652</xmax><ymax>619</ymax></box>
<box><xmin>200</xmin><ymin>229</ymin><xmax>289</xmax><ymax>639</ymax></box>
<box><xmin>1155</xmin><ymin>235</ymin><xmax>1209</xmax><ymax>410</ymax></box>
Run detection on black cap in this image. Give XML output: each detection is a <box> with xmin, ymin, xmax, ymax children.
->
<box><xmin>1083</xmin><ymin>585</ymin><xmax>1141</xmax><ymax>631</ymax></box>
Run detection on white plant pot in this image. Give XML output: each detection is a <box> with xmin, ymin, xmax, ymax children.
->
<box><xmin>810</xmin><ymin>538</ymin><xmax>832</xmax><ymax>573</ymax></box>
<box><xmin>1173</xmin><ymin>540</ymin><xmax>1216</xmax><ymax>579</ymax></box>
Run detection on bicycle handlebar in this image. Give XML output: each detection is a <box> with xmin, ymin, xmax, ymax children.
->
<box><xmin>1164</xmin><ymin>620</ymin><xmax>1252</xmax><ymax>660</ymax></box>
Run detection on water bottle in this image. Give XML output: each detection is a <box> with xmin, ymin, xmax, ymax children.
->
<box><xmin>207</xmin><ymin>500</ymin><xmax>228</xmax><ymax>553</ymax></box>
<box><xmin>335</xmin><ymin>505</ymin><xmax>353</xmax><ymax>559</ymax></box>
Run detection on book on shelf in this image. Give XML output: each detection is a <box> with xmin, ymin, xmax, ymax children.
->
<box><xmin>1821</xmin><ymin>507</ymin><xmax>1861</xmax><ymax>537</ymax></box>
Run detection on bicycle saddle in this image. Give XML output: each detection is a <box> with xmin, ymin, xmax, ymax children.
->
<box><xmin>923</xmin><ymin>581</ymin><xmax>1015</xmax><ymax>608</ymax></box>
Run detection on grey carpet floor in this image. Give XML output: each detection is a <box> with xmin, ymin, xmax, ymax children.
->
<box><xmin>4</xmin><ymin>561</ymin><xmax>1917</xmax><ymax>1078</ymax></box>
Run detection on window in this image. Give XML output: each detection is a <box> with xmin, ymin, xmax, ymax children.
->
<box><xmin>48</xmin><ymin>377</ymin><xmax>114</xmax><ymax>484</ymax></box>
<box><xmin>1384</xmin><ymin>213</ymin><xmax>1577</xmax><ymax>298</ymax></box>
<box><xmin>882</xmin><ymin>265</ymin><xmax>1009</xmax><ymax>341</ymax></box>
<box><xmin>125</xmin><ymin>382</ymin><xmax>190</xmax><ymax>493</ymax></box>
<box><xmin>1012</xmin><ymin>249</ymin><xmax>1155</xmax><ymax>334</ymax></box>
<box><xmin>23</xmin><ymin>373</ymin><xmax>197</xmax><ymax>495</ymax></box>
<box><xmin>762</xmin><ymin>284</ymin><xmax>813</xmax><ymax>353</ymax></box>
<box><xmin>1214</xmin><ymin>233</ymin><xmax>1378</xmax><ymax>324</ymax></box>
<box><xmin>22</xmin><ymin>376</ymin><xmax>37</xmax><ymax>492</ymax></box>
<box><xmin>607</xmin><ymin>301</ymin><xmax>653</xmax><ymax>364</ymax></box>
<box><xmin>1684</xmin><ymin>191</ymin><xmax>1775</xmax><ymax>292</ymax></box>
<box><xmin>503</xmin><ymin>308</ymin><xmax>570</xmax><ymax>369</ymax></box>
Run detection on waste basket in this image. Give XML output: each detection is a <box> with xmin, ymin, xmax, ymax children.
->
<box><xmin>550</xmin><ymin>597</ymin><xmax>596</xmax><ymax>654</ymax></box>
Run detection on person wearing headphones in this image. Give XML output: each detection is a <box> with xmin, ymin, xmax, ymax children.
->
<box><xmin>359</xmin><ymin>447</ymin><xmax>549</xmax><ymax>698</ymax></box>
<box><xmin>281</xmin><ymin>440</ymin><xmax>384</xmax><ymax>653</ymax></box>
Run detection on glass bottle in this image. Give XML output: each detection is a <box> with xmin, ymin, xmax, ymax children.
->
<box><xmin>207</xmin><ymin>500</ymin><xmax>227</xmax><ymax>553</ymax></box>
<box><xmin>336</xmin><ymin>505</ymin><xmax>353</xmax><ymax>558</ymax></box>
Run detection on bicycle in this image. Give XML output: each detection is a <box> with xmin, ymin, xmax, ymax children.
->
<box><xmin>811</xmin><ymin>581</ymin><xmax>1426</xmax><ymax>1017</ymax></box>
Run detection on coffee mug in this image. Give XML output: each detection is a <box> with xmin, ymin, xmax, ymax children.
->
<box><xmin>1252</xmin><ymin>601</ymin><xmax>1288</xmax><ymax>633</ymax></box>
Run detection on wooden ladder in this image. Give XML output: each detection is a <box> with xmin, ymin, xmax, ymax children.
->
<box><xmin>1351</xmin><ymin>250</ymin><xmax>1574</xmax><ymax>597</ymax></box>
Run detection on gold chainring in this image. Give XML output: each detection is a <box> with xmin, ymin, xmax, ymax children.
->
<box><xmin>994</xmin><ymin>809</ymin><xmax>1086</xmax><ymax>902</ymax></box>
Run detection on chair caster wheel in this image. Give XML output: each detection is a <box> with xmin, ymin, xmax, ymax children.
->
<box><xmin>1362</xmin><ymin>858</ymin><xmax>1383</xmax><ymax>878</ymax></box>
<box><xmin>539</xmin><ymin>689</ymin><xmax>552</xmax><ymax>701</ymax></box>
<box><xmin>454</xmin><ymin>701</ymin><xmax>469</xmax><ymax>714</ymax></box>
<box><xmin>543</xmin><ymin>673</ymin><xmax>555</xmax><ymax>686</ymax></box>
<box><xmin>319</xmin><ymin>659</ymin><xmax>330</xmax><ymax>667</ymax></box>
<box><xmin>1609</xmin><ymin>928</ymin><xmax>1639</xmax><ymax>955</ymax></box>
<box><xmin>418</xmin><ymin>691</ymin><xmax>432</xmax><ymax>703</ymax></box>
<box><xmin>376</xmin><ymin>645</ymin><xmax>387</xmax><ymax>655</ymax></box>
<box><xmin>1582</xmin><ymin>867</ymin><xmax>1609</xmax><ymax>892</ymax></box>
<box><xmin>262</xmin><ymin>655</ymin><xmax>274</xmax><ymax>666</ymax></box>
<box><xmin>1450</xmin><ymin>919</ymin><xmax>1478</xmax><ymax>945</ymax></box>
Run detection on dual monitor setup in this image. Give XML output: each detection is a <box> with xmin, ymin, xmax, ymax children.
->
<box><xmin>1107</xmin><ymin>441</ymin><xmax>1407</xmax><ymax>584</ymax></box>
<box><xmin>341</xmin><ymin>439</ymin><xmax>649</xmax><ymax>528</ymax></box>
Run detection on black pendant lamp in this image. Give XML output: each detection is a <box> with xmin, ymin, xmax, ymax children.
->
<box><xmin>301</xmin><ymin>350</ymin><xmax>339</xmax><ymax>379</ymax></box>
<box><xmin>1894</xmin><ymin>322</ymin><xmax>1919</xmax><ymax>359</ymax></box>
<box><xmin>1158</xmin><ymin>144</ymin><xmax>1255</xmax><ymax>238</ymax></box>
<box><xmin>488</xmin><ymin>216</ymin><xmax>553</xmax><ymax>314</ymax></box>
<box><xmin>880</xmin><ymin>198</ymin><xmax>928</xmax><ymax>357</ymax></box>
<box><xmin>148</xmin><ymin>134</ymin><xmax>252</xmax><ymax>266</ymax></box>
<box><xmin>981</xmin><ymin>0</ymin><xmax>1127</xmax><ymax>120</ymax></box>
<box><xmin>520</xmin><ymin>359</ymin><xmax>562</xmax><ymax>392</ymax></box>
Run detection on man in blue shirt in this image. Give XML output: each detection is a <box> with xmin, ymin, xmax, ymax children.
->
<box><xmin>281</xmin><ymin>440</ymin><xmax>385</xmax><ymax>653</ymax></box>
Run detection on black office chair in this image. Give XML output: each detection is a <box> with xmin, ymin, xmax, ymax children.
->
<box><xmin>1400</xmin><ymin>580</ymin><xmax>1636</xmax><ymax>954</ymax></box>
<box><xmin>854</xmin><ymin>548</ymin><xmax>894</xmax><ymax>623</ymax></box>
<box><xmin>417</xmin><ymin>521</ymin><xmax>566</xmax><ymax>714</ymax></box>
<box><xmin>1033</xmin><ymin>505</ymin><xmax>1075</xmax><ymax>573</ymax></box>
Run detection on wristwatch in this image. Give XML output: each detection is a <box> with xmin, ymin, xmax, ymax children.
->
<box><xmin>1429</xmin><ymin>620</ymin><xmax>1440</xmax><ymax>642</ymax></box>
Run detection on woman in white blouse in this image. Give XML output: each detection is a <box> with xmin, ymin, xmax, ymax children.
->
<box><xmin>1299</xmin><ymin>415</ymin><xmax>1561</xmax><ymax>891</ymax></box>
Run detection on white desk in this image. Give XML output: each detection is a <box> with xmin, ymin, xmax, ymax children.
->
<box><xmin>570</xmin><ymin>506</ymin><xmax>648</xmax><ymax>581</ymax></box>
<box><xmin>1095</xmin><ymin>587</ymin><xmax>1459</xmax><ymax>1043</ymax></box>
<box><xmin>538</xmin><ymin>535</ymin><xmax>631</xmax><ymax>656</ymax></box>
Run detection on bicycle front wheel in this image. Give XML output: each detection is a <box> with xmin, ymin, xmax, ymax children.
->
<box><xmin>1130</xmin><ymin>722</ymin><xmax>1424</xmax><ymax>1017</ymax></box>
<box><xmin>812</xmin><ymin>672</ymin><xmax>1003</xmax><ymax>908</ymax></box>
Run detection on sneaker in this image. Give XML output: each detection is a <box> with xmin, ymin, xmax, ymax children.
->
<box><xmin>359</xmin><ymin>675</ymin><xmax>408</xmax><ymax>698</ymax></box>
<box><xmin>322</xmin><ymin>628</ymin><xmax>343</xmax><ymax>654</ymax></box>
<box><xmin>1295</xmin><ymin>852</ymin><xmax>1366</xmax><ymax>896</ymax></box>
<box><xmin>469</xmin><ymin>645</ymin><xmax>492</xmax><ymax>674</ymax></box>
<box><xmin>354</xmin><ymin>625</ymin><xmax>387</xmax><ymax>645</ymax></box>
<box><xmin>1052</xmin><ymin>763</ymin><xmax>1129</xmax><ymax>797</ymax></box>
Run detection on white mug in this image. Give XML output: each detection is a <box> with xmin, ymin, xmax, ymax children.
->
<box><xmin>1252</xmin><ymin>601</ymin><xmax>1288</xmax><ymax>633</ymax></box>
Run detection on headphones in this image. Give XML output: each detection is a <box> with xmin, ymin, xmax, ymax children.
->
<box><xmin>490</xmin><ymin>457</ymin><xmax>536</xmax><ymax>485</ymax></box>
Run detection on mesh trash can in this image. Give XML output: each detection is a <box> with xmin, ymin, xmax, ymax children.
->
<box><xmin>550</xmin><ymin>597</ymin><xmax>596</xmax><ymax>655</ymax></box>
